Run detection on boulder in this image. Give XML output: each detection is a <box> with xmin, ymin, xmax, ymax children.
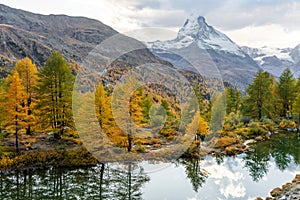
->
<box><xmin>255</xmin><ymin>136</ymin><xmax>264</xmax><ymax>141</ymax></box>
<box><xmin>270</xmin><ymin>187</ymin><xmax>282</xmax><ymax>197</ymax></box>
<box><xmin>294</xmin><ymin>174</ymin><xmax>300</xmax><ymax>182</ymax></box>
<box><xmin>282</xmin><ymin>183</ymin><xmax>292</xmax><ymax>190</ymax></box>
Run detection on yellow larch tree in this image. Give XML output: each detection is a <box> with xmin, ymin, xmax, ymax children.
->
<box><xmin>5</xmin><ymin>71</ymin><xmax>27</xmax><ymax>153</ymax></box>
<box><xmin>197</xmin><ymin>116</ymin><xmax>210</xmax><ymax>140</ymax></box>
<box><xmin>0</xmin><ymin>79</ymin><xmax>7</xmax><ymax>134</ymax></box>
<box><xmin>95</xmin><ymin>82</ymin><xmax>114</xmax><ymax>131</ymax></box>
<box><xmin>14</xmin><ymin>57</ymin><xmax>38</xmax><ymax>134</ymax></box>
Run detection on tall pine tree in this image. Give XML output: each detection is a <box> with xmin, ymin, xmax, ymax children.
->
<box><xmin>36</xmin><ymin>51</ymin><xmax>74</xmax><ymax>138</ymax></box>
<box><xmin>225</xmin><ymin>85</ymin><xmax>241</xmax><ymax>114</ymax></box>
<box><xmin>242</xmin><ymin>70</ymin><xmax>275</xmax><ymax>119</ymax></box>
<box><xmin>278</xmin><ymin>68</ymin><xmax>296</xmax><ymax>118</ymax></box>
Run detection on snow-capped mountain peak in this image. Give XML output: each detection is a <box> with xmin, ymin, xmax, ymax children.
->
<box><xmin>146</xmin><ymin>15</ymin><xmax>260</xmax><ymax>90</ymax></box>
<box><xmin>148</xmin><ymin>15</ymin><xmax>246</xmax><ymax>57</ymax></box>
<box><xmin>177</xmin><ymin>16</ymin><xmax>213</xmax><ymax>39</ymax></box>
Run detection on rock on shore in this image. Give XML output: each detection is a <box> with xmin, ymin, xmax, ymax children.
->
<box><xmin>257</xmin><ymin>174</ymin><xmax>300</xmax><ymax>200</ymax></box>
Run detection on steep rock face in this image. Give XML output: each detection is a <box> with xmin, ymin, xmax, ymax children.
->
<box><xmin>147</xmin><ymin>16</ymin><xmax>260</xmax><ymax>90</ymax></box>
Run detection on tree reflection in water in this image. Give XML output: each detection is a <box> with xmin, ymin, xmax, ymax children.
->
<box><xmin>2</xmin><ymin>133</ymin><xmax>300</xmax><ymax>199</ymax></box>
<box><xmin>243</xmin><ymin>132</ymin><xmax>300</xmax><ymax>181</ymax></box>
<box><xmin>0</xmin><ymin>163</ymin><xmax>150</xmax><ymax>200</ymax></box>
<box><xmin>180</xmin><ymin>158</ymin><xmax>209</xmax><ymax>192</ymax></box>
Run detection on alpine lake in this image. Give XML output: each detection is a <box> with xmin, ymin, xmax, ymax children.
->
<box><xmin>1</xmin><ymin>132</ymin><xmax>300</xmax><ymax>200</ymax></box>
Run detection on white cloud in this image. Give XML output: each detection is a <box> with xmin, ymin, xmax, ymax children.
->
<box><xmin>220</xmin><ymin>182</ymin><xmax>246</xmax><ymax>199</ymax></box>
<box><xmin>224</xmin><ymin>24</ymin><xmax>300</xmax><ymax>48</ymax></box>
<box><xmin>203</xmin><ymin>162</ymin><xmax>244</xmax><ymax>181</ymax></box>
<box><xmin>1</xmin><ymin>0</ymin><xmax>300</xmax><ymax>47</ymax></box>
<box><xmin>201</xmin><ymin>159</ymin><xmax>247</xmax><ymax>199</ymax></box>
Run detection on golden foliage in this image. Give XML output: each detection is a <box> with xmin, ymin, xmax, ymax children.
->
<box><xmin>197</xmin><ymin>116</ymin><xmax>210</xmax><ymax>136</ymax></box>
<box><xmin>5</xmin><ymin>71</ymin><xmax>27</xmax><ymax>132</ymax></box>
<box><xmin>279</xmin><ymin>120</ymin><xmax>297</xmax><ymax>129</ymax></box>
<box><xmin>215</xmin><ymin>136</ymin><xmax>240</xmax><ymax>149</ymax></box>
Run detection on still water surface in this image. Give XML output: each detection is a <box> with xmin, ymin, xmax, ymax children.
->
<box><xmin>1</xmin><ymin>132</ymin><xmax>300</xmax><ymax>200</ymax></box>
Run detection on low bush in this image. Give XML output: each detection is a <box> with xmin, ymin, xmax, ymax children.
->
<box><xmin>279</xmin><ymin>119</ymin><xmax>297</xmax><ymax>129</ymax></box>
<box><xmin>215</xmin><ymin>136</ymin><xmax>240</xmax><ymax>149</ymax></box>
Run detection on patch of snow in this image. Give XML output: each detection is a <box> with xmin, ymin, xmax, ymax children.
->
<box><xmin>147</xmin><ymin>15</ymin><xmax>246</xmax><ymax>57</ymax></box>
<box><xmin>250</xmin><ymin>46</ymin><xmax>294</xmax><ymax>62</ymax></box>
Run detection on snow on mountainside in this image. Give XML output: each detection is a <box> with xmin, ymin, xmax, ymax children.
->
<box><xmin>148</xmin><ymin>16</ymin><xmax>246</xmax><ymax>57</ymax></box>
<box><xmin>242</xmin><ymin>45</ymin><xmax>300</xmax><ymax>78</ymax></box>
<box><xmin>241</xmin><ymin>46</ymin><xmax>293</xmax><ymax>65</ymax></box>
<box><xmin>147</xmin><ymin>15</ymin><xmax>260</xmax><ymax>90</ymax></box>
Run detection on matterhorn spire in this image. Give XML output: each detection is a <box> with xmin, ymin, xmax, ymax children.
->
<box><xmin>177</xmin><ymin>15</ymin><xmax>214</xmax><ymax>40</ymax></box>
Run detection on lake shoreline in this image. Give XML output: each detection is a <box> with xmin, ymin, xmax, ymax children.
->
<box><xmin>0</xmin><ymin>131</ymin><xmax>296</xmax><ymax>171</ymax></box>
<box><xmin>257</xmin><ymin>175</ymin><xmax>300</xmax><ymax>200</ymax></box>
<box><xmin>0</xmin><ymin>137</ymin><xmax>253</xmax><ymax>172</ymax></box>
<box><xmin>1</xmin><ymin>131</ymin><xmax>300</xmax><ymax>199</ymax></box>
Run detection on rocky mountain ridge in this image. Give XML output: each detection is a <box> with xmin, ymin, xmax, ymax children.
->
<box><xmin>0</xmin><ymin>4</ymin><xmax>171</xmax><ymax>75</ymax></box>
<box><xmin>0</xmin><ymin>4</ymin><xmax>209</xmax><ymax>100</ymax></box>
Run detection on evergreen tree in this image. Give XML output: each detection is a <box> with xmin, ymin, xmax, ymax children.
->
<box><xmin>14</xmin><ymin>57</ymin><xmax>38</xmax><ymax>135</ymax></box>
<box><xmin>193</xmin><ymin>85</ymin><xmax>211</xmax><ymax>121</ymax></box>
<box><xmin>210</xmin><ymin>92</ymin><xmax>226</xmax><ymax>134</ymax></box>
<box><xmin>36</xmin><ymin>51</ymin><xmax>75</xmax><ymax>138</ymax></box>
<box><xmin>242</xmin><ymin>70</ymin><xmax>275</xmax><ymax>119</ymax></box>
<box><xmin>278</xmin><ymin>68</ymin><xmax>296</xmax><ymax>118</ymax></box>
<box><xmin>293</xmin><ymin>93</ymin><xmax>300</xmax><ymax>125</ymax></box>
<box><xmin>130</xmin><ymin>87</ymin><xmax>152</xmax><ymax>126</ymax></box>
<box><xmin>225</xmin><ymin>85</ymin><xmax>242</xmax><ymax>114</ymax></box>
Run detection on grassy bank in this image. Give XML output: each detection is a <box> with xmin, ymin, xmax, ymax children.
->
<box><xmin>0</xmin><ymin>148</ymin><xmax>98</xmax><ymax>171</ymax></box>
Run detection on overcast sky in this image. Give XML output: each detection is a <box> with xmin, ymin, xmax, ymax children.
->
<box><xmin>1</xmin><ymin>0</ymin><xmax>300</xmax><ymax>48</ymax></box>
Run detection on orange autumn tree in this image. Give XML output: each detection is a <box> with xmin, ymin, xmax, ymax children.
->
<box><xmin>5</xmin><ymin>71</ymin><xmax>27</xmax><ymax>153</ymax></box>
<box><xmin>0</xmin><ymin>79</ymin><xmax>6</xmax><ymax>134</ymax></box>
<box><xmin>95</xmin><ymin>82</ymin><xmax>114</xmax><ymax>131</ymax></box>
<box><xmin>14</xmin><ymin>57</ymin><xmax>38</xmax><ymax>135</ymax></box>
<box><xmin>197</xmin><ymin>116</ymin><xmax>210</xmax><ymax>141</ymax></box>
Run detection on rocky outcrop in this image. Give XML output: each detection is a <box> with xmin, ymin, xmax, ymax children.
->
<box><xmin>257</xmin><ymin>175</ymin><xmax>300</xmax><ymax>200</ymax></box>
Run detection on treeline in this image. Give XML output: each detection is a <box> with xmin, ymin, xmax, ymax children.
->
<box><xmin>0</xmin><ymin>51</ymin><xmax>75</xmax><ymax>152</ymax></box>
<box><xmin>3</xmin><ymin>49</ymin><xmax>299</xmax><ymax>156</ymax></box>
<box><xmin>0</xmin><ymin>50</ymin><xmax>210</xmax><ymax>155</ymax></box>
<box><xmin>227</xmin><ymin>68</ymin><xmax>300</xmax><ymax>122</ymax></box>
<box><xmin>218</xmin><ymin>68</ymin><xmax>300</xmax><ymax>151</ymax></box>
<box><xmin>75</xmin><ymin>76</ymin><xmax>210</xmax><ymax>154</ymax></box>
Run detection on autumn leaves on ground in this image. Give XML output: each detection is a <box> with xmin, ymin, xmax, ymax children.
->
<box><xmin>1</xmin><ymin>50</ymin><xmax>300</xmax><ymax>170</ymax></box>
